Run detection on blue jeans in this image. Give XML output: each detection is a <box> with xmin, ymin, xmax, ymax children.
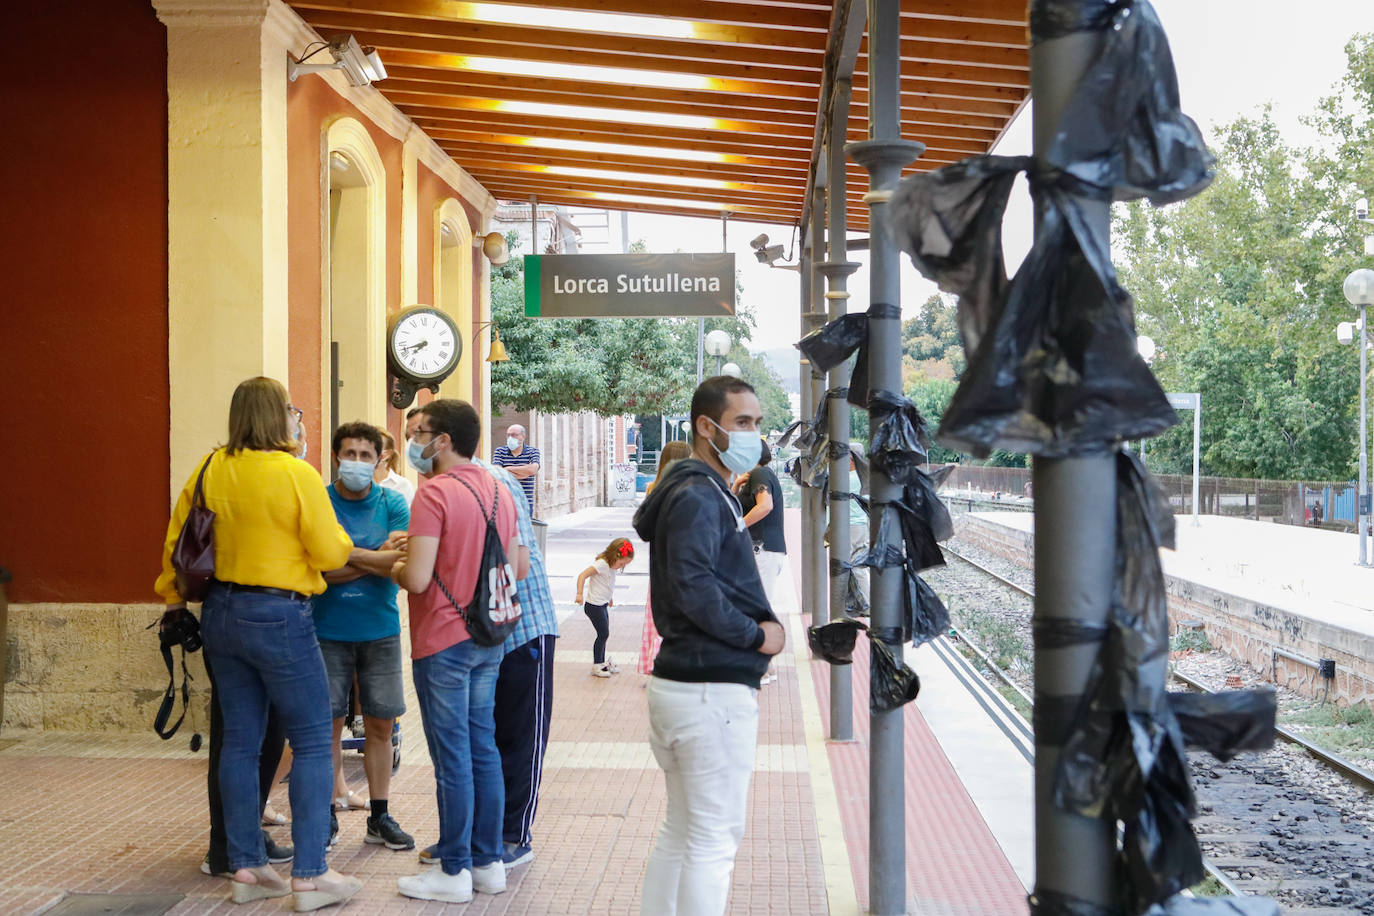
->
<box><xmin>201</xmin><ymin>585</ymin><xmax>333</xmax><ymax>877</ymax></box>
<box><xmin>412</xmin><ymin>639</ymin><xmax>505</xmax><ymax>875</ymax></box>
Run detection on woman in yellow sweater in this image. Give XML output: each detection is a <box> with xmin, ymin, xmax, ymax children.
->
<box><xmin>157</xmin><ymin>377</ymin><xmax>361</xmax><ymax>910</ymax></box>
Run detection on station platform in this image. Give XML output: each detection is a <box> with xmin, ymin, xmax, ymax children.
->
<box><xmin>958</xmin><ymin>511</ymin><xmax>1374</xmax><ymax>705</ymax></box>
<box><xmin>0</xmin><ymin>504</ymin><xmax>1030</xmax><ymax>915</ymax></box>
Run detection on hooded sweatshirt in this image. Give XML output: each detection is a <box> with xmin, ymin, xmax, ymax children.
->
<box><xmin>633</xmin><ymin>456</ymin><xmax>777</xmax><ymax>687</ymax></box>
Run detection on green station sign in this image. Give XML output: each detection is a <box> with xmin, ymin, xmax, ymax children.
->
<box><xmin>524</xmin><ymin>253</ymin><xmax>736</xmax><ymax>318</ymax></box>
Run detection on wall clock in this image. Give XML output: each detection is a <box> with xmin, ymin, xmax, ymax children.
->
<box><xmin>386</xmin><ymin>305</ymin><xmax>462</xmax><ymax>408</ymax></box>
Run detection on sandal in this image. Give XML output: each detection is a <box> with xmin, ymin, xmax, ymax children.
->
<box><xmin>333</xmin><ymin>791</ymin><xmax>370</xmax><ymax>811</ymax></box>
<box><xmin>261</xmin><ymin>804</ymin><xmax>287</xmax><ymax>826</ymax></box>
<box><xmin>230</xmin><ymin>865</ymin><xmax>290</xmax><ymax>903</ymax></box>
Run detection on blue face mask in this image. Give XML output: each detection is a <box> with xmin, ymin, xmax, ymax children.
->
<box><xmin>707</xmin><ymin>419</ymin><xmax>762</xmax><ymax>475</ymax></box>
<box><xmin>507</xmin><ymin>436</ymin><xmax>521</xmax><ymax>451</ymax></box>
<box><xmin>337</xmin><ymin>459</ymin><xmax>375</xmax><ymax>493</ymax></box>
<box><xmin>407</xmin><ymin>437</ymin><xmax>436</xmax><ymax>475</ymax></box>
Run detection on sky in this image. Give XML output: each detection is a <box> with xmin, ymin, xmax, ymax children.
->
<box><xmin>591</xmin><ymin>0</ymin><xmax>1374</xmax><ymax>369</ymax></box>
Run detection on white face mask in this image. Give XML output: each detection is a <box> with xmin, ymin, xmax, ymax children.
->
<box><xmin>706</xmin><ymin>418</ymin><xmax>762</xmax><ymax>475</ymax></box>
<box><xmin>507</xmin><ymin>436</ymin><xmax>521</xmax><ymax>451</ymax></box>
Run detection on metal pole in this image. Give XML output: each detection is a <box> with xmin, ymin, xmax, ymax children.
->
<box><xmin>1361</xmin><ymin>303</ymin><xmax>1369</xmax><ymax>564</ymax></box>
<box><xmin>1192</xmin><ymin>400</ymin><xmax>1201</xmax><ymax>526</ymax></box>
<box><xmin>529</xmin><ymin>194</ymin><xmax>538</xmax><ymax>254</ymax></box>
<box><xmin>697</xmin><ymin>317</ymin><xmax>705</xmax><ymax>382</ymax></box>
<box><xmin>847</xmin><ymin>1</ymin><xmax>922</xmax><ymax>910</ymax></box>
<box><xmin>808</xmin><ymin>187</ymin><xmax>828</xmax><ymax>646</ymax></box>
<box><xmin>820</xmin><ymin>81</ymin><xmax>861</xmax><ymax>742</ymax></box>
<box><xmin>1028</xmin><ymin>13</ymin><xmax>1119</xmax><ymax>909</ymax></box>
<box><xmin>799</xmin><ymin>256</ymin><xmax>816</xmax><ymax>626</ymax></box>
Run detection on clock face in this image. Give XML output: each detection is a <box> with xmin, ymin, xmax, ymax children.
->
<box><xmin>389</xmin><ymin>307</ymin><xmax>462</xmax><ymax>382</ymax></box>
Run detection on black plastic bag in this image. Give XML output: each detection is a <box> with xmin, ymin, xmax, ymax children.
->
<box><xmin>1169</xmin><ymin>690</ymin><xmax>1277</xmax><ymax>763</ymax></box>
<box><xmin>905</xmin><ymin>572</ymin><xmax>948</xmax><ymax>647</ymax></box>
<box><xmin>808</xmin><ymin>618</ymin><xmax>867</xmax><ymax>665</ymax></box>
<box><xmin>887</xmin><ymin>0</ymin><xmax>1214</xmax><ymax>459</ymax></box>
<box><xmin>868</xmin><ymin>389</ymin><xmax>930</xmax><ymax>485</ymax></box>
<box><xmin>870</xmin><ymin>636</ymin><xmax>920</xmax><ymax>712</ymax></box>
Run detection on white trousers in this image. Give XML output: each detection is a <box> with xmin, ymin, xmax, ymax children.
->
<box><xmin>754</xmin><ymin>549</ymin><xmax>786</xmax><ymax>607</ymax></box>
<box><xmin>640</xmin><ymin>678</ymin><xmax>760</xmax><ymax>916</ymax></box>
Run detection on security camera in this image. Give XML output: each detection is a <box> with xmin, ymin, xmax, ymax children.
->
<box><xmin>1358</xmin><ymin>198</ymin><xmax>1370</xmax><ymax>222</ymax></box>
<box><xmin>749</xmin><ymin>233</ymin><xmax>770</xmax><ymax>250</ymax></box>
<box><xmin>289</xmin><ymin>34</ymin><xmax>387</xmax><ymax>87</ymax></box>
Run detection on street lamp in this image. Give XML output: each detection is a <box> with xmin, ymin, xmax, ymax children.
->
<box><xmin>721</xmin><ymin>361</ymin><xmax>742</xmax><ymax>378</ymax></box>
<box><xmin>704</xmin><ymin>329</ymin><xmax>732</xmax><ymax>376</ymax></box>
<box><xmin>1342</xmin><ymin>267</ymin><xmax>1374</xmax><ymax>567</ymax></box>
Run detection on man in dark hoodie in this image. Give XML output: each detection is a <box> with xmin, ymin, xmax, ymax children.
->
<box><xmin>632</xmin><ymin>375</ymin><xmax>785</xmax><ymax>916</ymax></box>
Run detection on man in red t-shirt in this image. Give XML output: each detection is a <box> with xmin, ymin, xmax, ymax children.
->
<box><xmin>390</xmin><ymin>400</ymin><xmax>528</xmax><ymax>904</ymax></box>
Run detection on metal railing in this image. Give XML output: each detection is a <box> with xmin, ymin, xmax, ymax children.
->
<box><xmin>943</xmin><ymin>465</ymin><xmax>1362</xmax><ymax>531</ymax></box>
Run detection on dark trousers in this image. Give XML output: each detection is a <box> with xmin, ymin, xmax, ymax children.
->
<box><xmin>583</xmin><ymin>603</ymin><xmax>609</xmax><ymax>665</ymax></box>
<box><xmin>493</xmin><ymin>634</ymin><xmax>556</xmax><ymax>848</ymax></box>
<box><xmin>204</xmin><ymin>651</ymin><xmax>286</xmax><ymax>872</ymax></box>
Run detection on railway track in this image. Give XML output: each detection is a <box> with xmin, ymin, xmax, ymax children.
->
<box><xmin>930</xmin><ymin>540</ymin><xmax>1374</xmax><ymax>913</ymax></box>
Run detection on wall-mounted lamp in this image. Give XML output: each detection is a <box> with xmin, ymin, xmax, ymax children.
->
<box><xmin>289</xmin><ymin>35</ymin><xmax>387</xmax><ymax>87</ymax></box>
<box><xmin>476</xmin><ymin>321</ymin><xmax>510</xmax><ymax>363</ymax></box>
<box><xmin>477</xmin><ymin>231</ymin><xmax>509</xmax><ymax>266</ymax></box>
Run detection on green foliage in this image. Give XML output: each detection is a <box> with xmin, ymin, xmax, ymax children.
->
<box><xmin>1115</xmin><ymin>35</ymin><xmax>1374</xmax><ymax>480</ymax></box>
<box><xmin>723</xmin><ymin>345</ymin><xmax>792</xmax><ymax>435</ymax></box>
<box><xmin>904</xmin><ymin>376</ymin><xmax>963</xmax><ymax>464</ymax></box>
<box><xmin>902</xmin><ymin>294</ymin><xmax>965</xmax><ymax>384</ymax></box>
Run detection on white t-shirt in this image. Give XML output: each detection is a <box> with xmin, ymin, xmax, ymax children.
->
<box><xmin>378</xmin><ymin>469</ymin><xmax>416</xmax><ymax>507</ymax></box>
<box><xmin>584</xmin><ymin>557</ymin><xmax>616</xmax><ymax>605</ymax></box>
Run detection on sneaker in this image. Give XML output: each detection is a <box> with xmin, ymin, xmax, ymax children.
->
<box><xmin>760</xmin><ymin>672</ymin><xmax>778</xmax><ymax>686</ymax></box>
<box><xmin>200</xmin><ymin>856</ymin><xmax>233</xmax><ymax>878</ymax></box>
<box><xmin>263</xmin><ymin>830</ymin><xmax>294</xmax><ymax>864</ymax></box>
<box><xmin>418</xmin><ymin>844</ymin><xmax>439</xmax><ymax>866</ymax></box>
<box><xmin>326</xmin><ymin>811</ymin><xmax>339</xmax><ymax>850</ymax></box>
<box><xmin>606</xmin><ymin>659</ymin><xmax>620</xmax><ymax>674</ymax></box>
<box><xmin>502</xmin><ymin>843</ymin><xmax>534</xmax><ymax>868</ymax></box>
<box><xmin>365</xmin><ymin>812</ymin><xmax>415</xmax><ymax>850</ymax></box>
<box><xmin>591</xmin><ymin>664</ymin><xmax>612</xmax><ymax>678</ymax></box>
<box><xmin>398</xmin><ymin>867</ymin><xmax>472</xmax><ymax>903</ymax></box>
<box><xmin>349</xmin><ymin>715</ymin><xmax>365</xmax><ymax>739</ymax></box>
<box><xmin>472</xmin><ymin>861</ymin><xmax>507</xmax><ymax>895</ymax></box>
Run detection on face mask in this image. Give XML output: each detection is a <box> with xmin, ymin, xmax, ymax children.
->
<box><xmin>507</xmin><ymin>437</ymin><xmax>521</xmax><ymax>451</ymax></box>
<box><xmin>706</xmin><ymin>419</ymin><xmax>762</xmax><ymax>475</ymax></box>
<box><xmin>407</xmin><ymin>437</ymin><xmax>436</xmax><ymax>475</ymax></box>
<box><xmin>337</xmin><ymin>459</ymin><xmax>374</xmax><ymax>493</ymax></box>
<box><xmin>297</xmin><ymin>435</ymin><xmax>307</xmax><ymax>462</ymax></box>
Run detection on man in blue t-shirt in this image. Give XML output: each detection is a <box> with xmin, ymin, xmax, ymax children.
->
<box><xmin>315</xmin><ymin>421</ymin><xmax>413</xmax><ymax>853</ymax></box>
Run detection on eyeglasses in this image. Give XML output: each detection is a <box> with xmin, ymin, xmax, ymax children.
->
<box><xmin>287</xmin><ymin>405</ymin><xmax>303</xmax><ymax>423</ymax></box>
<box><xmin>411</xmin><ymin>428</ymin><xmax>439</xmax><ymax>440</ymax></box>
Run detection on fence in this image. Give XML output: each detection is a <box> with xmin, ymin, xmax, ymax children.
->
<box><xmin>944</xmin><ymin>465</ymin><xmax>1361</xmax><ymax>532</ymax></box>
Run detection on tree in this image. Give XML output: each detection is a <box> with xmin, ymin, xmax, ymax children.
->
<box><xmin>724</xmin><ymin>345</ymin><xmax>793</xmax><ymax>435</ymax></box>
<box><xmin>902</xmin><ymin>294</ymin><xmax>965</xmax><ymax>387</ymax></box>
<box><xmin>489</xmin><ymin>238</ymin><xmax>697</xmax><ymax>416</ymax></box>
<box><xmin>1114</xmin><ymin>35</ymin><xmax>1374</xmax><ymax>480</ymax></box>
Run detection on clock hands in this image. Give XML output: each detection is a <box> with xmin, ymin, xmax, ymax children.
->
<box><xmin>400</xmin><ymin>339</ymin><xmax>429</xmax><ymax>354</ymax></box>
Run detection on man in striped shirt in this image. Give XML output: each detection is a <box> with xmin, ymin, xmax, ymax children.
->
<box><xmin>492</xmin><ymin>425</ymin><xmax>540</xmax><ymax>513</ymax></box>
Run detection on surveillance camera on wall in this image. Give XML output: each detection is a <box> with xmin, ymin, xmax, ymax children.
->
<box><xmin>289</xmin><ymin>35</ymin><xmax>387</xmax><ymax>87</ymax></box>
<box><xmin>1358</xmin><ymin>198</ymin><xmax>1370</xmax><ymax>222</ymax></box>
<box><xmin>749</xmin><ymin>233</ymin><xmax>770</xmax><ymax>250</ymax></box>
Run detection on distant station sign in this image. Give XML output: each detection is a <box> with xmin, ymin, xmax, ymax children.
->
<box><xmin>1168</xmin><ymin>392</ymin><xmax>1200</xmax><ymax>410</ymax></box>
<box><xmin>524</xmin><ymin>253</ymin><xmax>736</xmax><ymax>318</ymax></box>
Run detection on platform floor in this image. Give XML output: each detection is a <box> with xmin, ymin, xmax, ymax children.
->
<box><xmin>970</xmin><ymin>511</ymin><xmax>1374</xmax><ymax>637</ymax></box>
<box><xmin>0</xmin><ymin>505</ymin><xmax>1029</xmax><ymax>915</ymax></box>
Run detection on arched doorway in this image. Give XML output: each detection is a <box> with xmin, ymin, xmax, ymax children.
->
<box><xmin>324</xmin><ymin>119</ymin><xmax>386</xmax><ymax>444</ymax></box>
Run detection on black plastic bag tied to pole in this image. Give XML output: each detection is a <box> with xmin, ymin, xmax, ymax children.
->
<box><xmin>879</xmin><ymin>1</ymin><xmax>1277</xmax><ymax>913</ymax></box>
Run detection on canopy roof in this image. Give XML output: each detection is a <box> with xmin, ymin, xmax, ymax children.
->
<box><xmin>289</xmin><ymin>0</ymin><xmax>1029</xmax><ymax>229</ymax></box>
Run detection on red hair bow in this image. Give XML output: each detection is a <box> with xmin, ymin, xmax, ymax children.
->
<box><xmin>617</xmin><ymin>541</ymin><xmax>634</xmax><ymax>558</ymax></box>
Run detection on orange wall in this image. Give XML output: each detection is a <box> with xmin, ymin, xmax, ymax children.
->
<box><xmin>285</xmin><ymin>84</ymin><xmax>483</xmax><ymax>456</ymax></box>
<box><xmin>0</xmin><ymin>1</ymin><xmax>169</xmax><ymax>602</ymax></box>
